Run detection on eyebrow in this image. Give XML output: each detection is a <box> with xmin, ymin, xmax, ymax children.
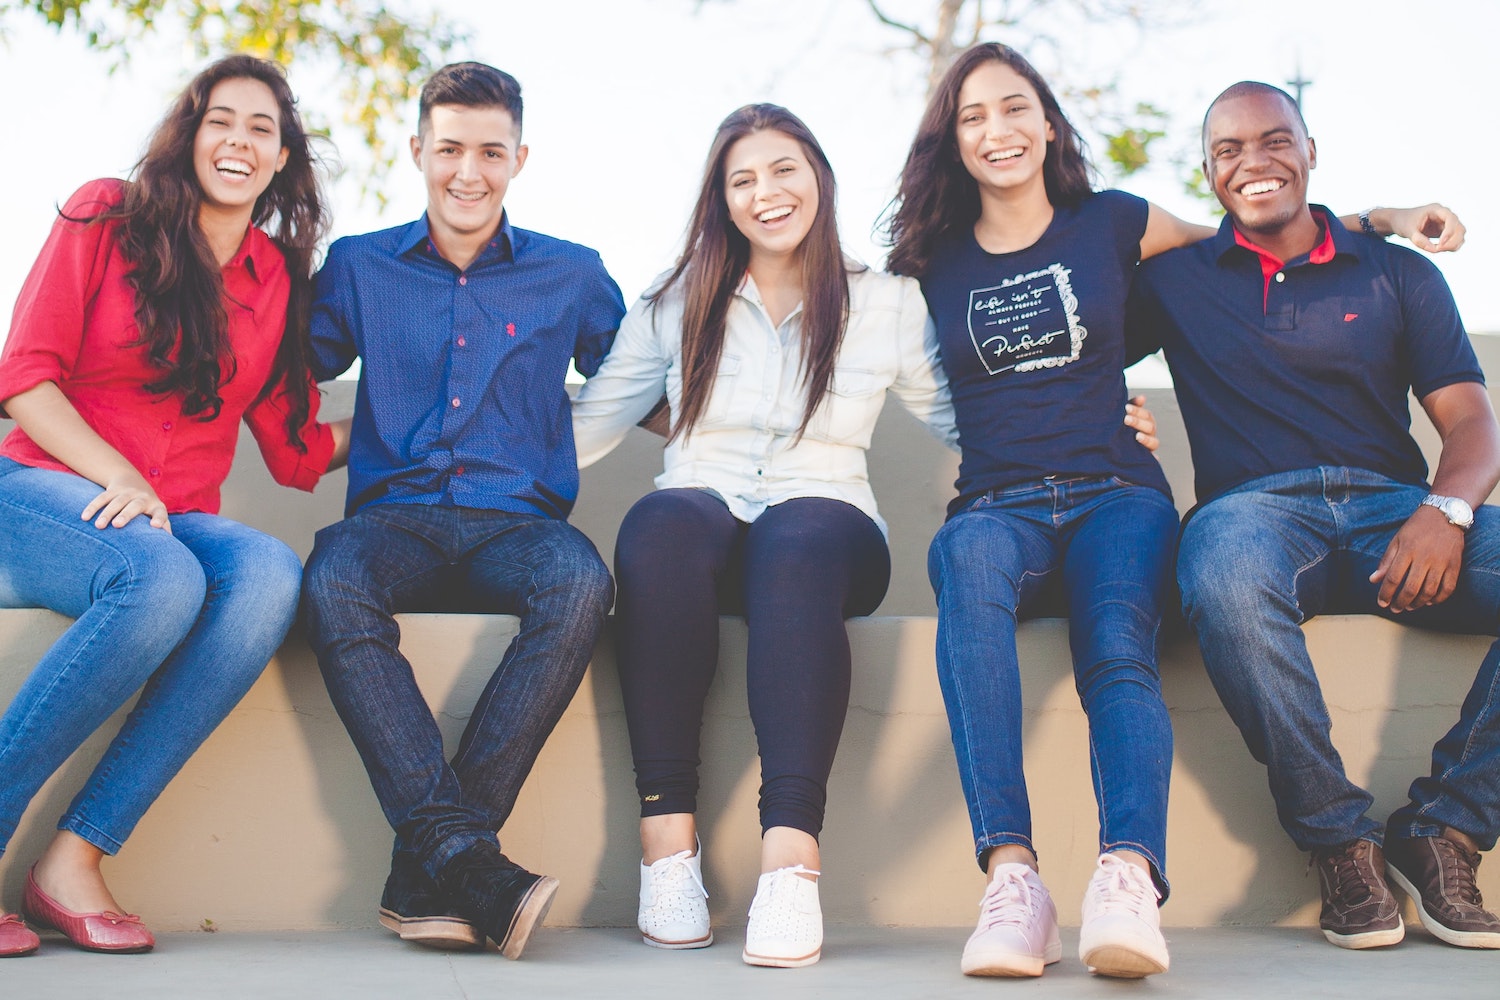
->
<box><xmin>1212</xmin><ymin>125</ymin><xmax>1296</xmax><ymax>147</ymax></box>
<box><xmin>434</xmin><ymin>136</ymin><xmax>512</xmax><ymax>151</ymax></box>
<box><xmin>727</xmin><ymin>155</ymin><xmax>798</xmax><ymax>178</ymax></box>
<box><xmin>958</xmin><ymin>93</ymin><xmax>1027</xmax><ymax>114</ymax></box>
<box><xmin>206</xmin><ymin>104</ymin><xmax>277</xmax><ymax>123</ymax></box>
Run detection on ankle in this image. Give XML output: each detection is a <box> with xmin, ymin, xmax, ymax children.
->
<box><xmin>760</xmin><ymin>826</ymin><xmax>819</xmax><ymax>877</ymax></box>
<box><xmin>984</xmin><ymin>845</ymin><xmax>1039</xmax><ymax>878</ymax></box>
<box><xmin>640</xmin><ymin>814</ymin><xmax>697</xmax><ymax>865</ymax></box>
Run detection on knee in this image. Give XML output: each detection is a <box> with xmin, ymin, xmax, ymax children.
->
<box><xmin>928</xmin><ymin>514</ymin><xmax>1022</xmax><ymax>599</ymax></box>
<box><xmin>217</xmin><ymin>531</ymin><xmax>303</xmax><ymax>618</ymax></box>
<box><xmin>536</xmin><ymin>530</ymin><xmax>613</xmax><ymax>613</ymax></box>
<box><xmin>110</xmin><ymin>533</ymin><xmax>209</xmax><ymax>623</ymax></box>
<box><xmin>616</xmin><ymin>491</ymin><xmax>723</xmax><ymax>574</ymax></box>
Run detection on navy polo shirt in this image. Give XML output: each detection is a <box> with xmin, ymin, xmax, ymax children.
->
<box><xmin>312</xmin><ymin>213</ymin><xmax>626</xmax><ymax>518</ymax></box>
<box><xmin>1127</xmin><ymin>207</ymin><xmax>1483</xmax><ymax>503</ymax></box>
<box><xmin>921</xmin><ymin>189</ymin><xmax>1170</xmax><ymax>514</ymax></box>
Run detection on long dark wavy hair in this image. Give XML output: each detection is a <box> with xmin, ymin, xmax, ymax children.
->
<box><xmin>83</xmin><ymin>54</ymin><xmax>329</xmax><ymax>447</ymax></box>
<box><xmin>884</xmin><ymin>43</ymin><xmax>1095</xmax><ymax>278</ymax></box>
<box><xmin>651</xmin><ymin>104</ymin><xmax>855</xmax><ymax>442</ymax></box>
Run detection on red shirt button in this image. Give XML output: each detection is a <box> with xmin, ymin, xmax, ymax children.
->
<box><xmin>455</xmin><ymin>466</ymin><xmax>465</xmax><ymax>475</ymax></box>
<box><xmin>162</xmin><ymin>421</ymin><xmax>173</xmax><ymax>431</ymax></box>
<box><xmin>149</xmin><ymin>468</ymin><xmax>161</xmax><ymax>477</ymax></box>
<box><xmin>451</xmin><ymin>398</ymin><xmax>461</xmax><ymax>408</ymax></box>
<box><xmin>458</xmin><ymin>276</ymin><xmax>468</xmax><ymax>286</ymax></box>
<box><xmin>457</xmin><ymin>336</ymin><xmax>466</xmax><ymax>347</ymax></box>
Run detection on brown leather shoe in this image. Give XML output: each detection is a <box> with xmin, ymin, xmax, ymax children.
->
<box><xmin>0</xmin><ymin>913</ymin><xmax>40</xmax><ymax>957</ymax></box>
<box><xmin>1385</xmin><ymin>834</ymin><xmax>1500</xmax><ymax>948</ymax></box>
<box><xmin>1312</xmin><ymin>839</ymin><xmax>1404</xmax><ymax>949</ymax></box>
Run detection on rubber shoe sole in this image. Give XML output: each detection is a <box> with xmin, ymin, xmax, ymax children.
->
<box><xmin>377</xmin><ymin>907</ymin><xmax>484</xmax><ymax>950</ymax></box>
<box><xmin>1387</xmin><ymin>864</ymin><xmax>1500</xmax><ymax>949</ymax></box>
<box><xmin>1321</xmin><ymin>917</ymin><xmax>1404</xmax><ymax>950</ymax></box>
<box><xmin>496</xmin><ymin>875</ymin><xmax>559</xmax><ymax>960</ymax></box>
<box><xmin>741</xmin><ymin>943</ymin><xmax>821</xmax><ymax>968</ymax></box>
<box><xmin>961</xmin><ymin>939</ymin><xmax>1061</xmax><ymax>977</ymax></box>
<box><xmin>1083</xmin><ymin>942</ymin><xmax>1168</xmax><ymax>979</ymax></box>
<box><xmin>642</xmin><ymin>928</ymin><xmax>714</xmax><ymax>950</ymax></box>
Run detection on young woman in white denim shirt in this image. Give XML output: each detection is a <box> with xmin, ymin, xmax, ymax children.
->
<box><xmin>573</xmin><ymin>104</ymin><xmax>1153</xmax><ymax>968</ymax></box>
<box><xmin>571</xmin><ymin>104</ymin><xmax>952</xmax><ymax>969</ymax></box>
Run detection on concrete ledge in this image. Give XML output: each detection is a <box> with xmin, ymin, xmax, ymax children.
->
<box><xmin>2</xmin><ymin>608</ymin><xmax>1494</xmax><ymax>931</ymax></box>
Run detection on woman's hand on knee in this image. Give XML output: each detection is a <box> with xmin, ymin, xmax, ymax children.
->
<box><xmin>81</xmin><ymin>473</ymin><xmax>171</xmax><ymax>532</ymax></box>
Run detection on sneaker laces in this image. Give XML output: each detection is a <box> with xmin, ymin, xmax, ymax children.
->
<box><xmin>978</xmin><ymin>867</ymin><xmax>1042</xmax><ymax>929</ymax></box>
<box><xmin>1313</xmin><ymin>843</ymin><xmax>1376</xmax><ymax>905</ymax></box>
<box><xmin>1434</xmin><ymin>838</ymin><xmax>1485</xmax><ymax>908</ymax></box>
<box><xmin>646</xmin><ymin>848</ymin><xmax>709</xmax><ymax>901</ymax></box>
<box><xmin>754</xmin><ymin>865</ymin><xmax>820</xmax><ymax>911</ymax></box>
<box><xmin>1087</xmin><ymin>854</ymin><xmax>1161</xmax><ymax>916</ymax></box>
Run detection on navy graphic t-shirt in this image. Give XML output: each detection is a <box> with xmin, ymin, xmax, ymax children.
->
<box><xmin>920</xmin><ymin>190</ymin><xmax>1170</xmax><ymax>514</ymax></box>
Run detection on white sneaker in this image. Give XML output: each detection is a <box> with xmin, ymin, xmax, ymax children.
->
<box><xmin>638</xmin><ymin>846</ymin><xmax>712</xmax><ymax>949</ymax></box>
<box><xmin>742</xmin><ymin>865</ymin><xmax>822</xmax><ymax>967</ymax></box>
<box><xmin>960</xmin><ymin>863</ymin><xmax>1062</xmax><ymax>977</ymax></box>
<box><xmin>1078</xmin><ymin>853</ymin><xmax>1169</xmax><ymax>978</ymax></box>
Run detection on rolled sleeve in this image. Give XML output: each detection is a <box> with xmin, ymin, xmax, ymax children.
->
<box><xmin>245</xmin><ymin>374</ymin><xmax>336</xmax><ymax>492</ymax></box>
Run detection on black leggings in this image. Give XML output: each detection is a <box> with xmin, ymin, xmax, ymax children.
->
<box><xmin>614</xmin><ymin>489</ymin><xmax>891</xmax><ymax>838</ymax></box>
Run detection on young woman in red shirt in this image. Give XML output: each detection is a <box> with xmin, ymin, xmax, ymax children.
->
<box><xmin>0</xmin><ymin>55</ymin><xmax>348</xmax><ymax>957</ymax></box>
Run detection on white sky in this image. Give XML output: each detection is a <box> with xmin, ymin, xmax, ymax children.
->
<box><xmin>3</xmin><ymin>0</ymin><xmax>1498</xmax><ymax>348</ymax></box>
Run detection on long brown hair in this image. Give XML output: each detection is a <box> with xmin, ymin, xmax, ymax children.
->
<box><xmin>652</xmin><ymin>104</ymin><xmax>854</xmax><ymax>441</ymax></box>
<box><xmin>85</xmin><ymin>54</ymin><xmax>329</xmax><ymax>447</ymax></box>
<box><xmin>884</xmin><ymin>43</ymin><xmax>1094</xmax><ymax>278</ymax></box>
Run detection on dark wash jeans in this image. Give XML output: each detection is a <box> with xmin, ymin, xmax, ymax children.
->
<box><xmin>928</xmin><ymin>476</ymin><xmax>1178</xmax><ymax>894</ymax></box>
<box><xmin>1179</xmin><ymin>466</ymin><xmax>1500</xmax><ymax>852</ymax></box>
<box><xmin>302</xmin><ymin>502</ymin><xmax>613</xmax><ymax>878</ymax></box>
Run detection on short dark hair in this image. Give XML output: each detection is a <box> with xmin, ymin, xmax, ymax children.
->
<box><xmin>1201</xmin><ymin>81</ymin><xmax>1307</xmax><ymax>155</ymax></box>
<box><xmin>418</xmin><ymin>61</ymin><xmax>523</xmax><ymax>137</ymax></box>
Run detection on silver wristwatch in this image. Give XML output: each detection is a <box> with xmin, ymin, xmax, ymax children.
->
<box><xmin>1421</xmin><ymin>494</ymin><xmax>1475</xmax><ymax>530</ymax></box>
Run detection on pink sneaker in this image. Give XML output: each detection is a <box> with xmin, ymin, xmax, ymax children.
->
<box><xmin>960</xmin><ymin>863</ymin><xmax>1061</xmax><ymax>977</ymax></box>
<box><xmin>1078</xmin><ymin>853</ymin><xmax>1169</xmax><ymax>977</ymax></box>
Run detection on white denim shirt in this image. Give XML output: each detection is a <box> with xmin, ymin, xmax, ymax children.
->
<box><xmin>572</xmin><ymin>266</ymin><xmax>957</xmax><ymax>537</ymax></box>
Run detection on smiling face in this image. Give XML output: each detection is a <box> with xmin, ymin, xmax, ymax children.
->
<box><xmin>412</xmin><ymin>103</ymin><xmax>528</xmax><ymax>263</ymax></box>
<box><xmin>1204</xmin><ymin>90</ymin><xmax>1318</xmax><ymax>246</ymax></box>
<box><xmin>722</xmin><ymin>129</ymin><xmax>820</xmax><ymax>266</ymax></box>
<box><xmin>954</xmin><ymin>60</ymin><xmax>1055</xmax><ymax>202</ymax></box>
<box><xmin>192</xmin><ymin>76</ymin><xmax>288</xmax><ymax>223</ymax></box>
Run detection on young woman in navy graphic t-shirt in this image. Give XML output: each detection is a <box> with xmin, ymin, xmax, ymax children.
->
<box><xmin>884</xmin><ymin>42</ymin><xmax>1459</xmax><ymax>981</ymax></box>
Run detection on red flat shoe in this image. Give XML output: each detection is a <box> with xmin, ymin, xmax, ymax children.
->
<box><xmin>22</xmin><ymin>867</ymin><xmax>155</xmax><ymax>953</ymax></box>
<box><xmin>0</xmin><ymin>913</ymin><xmax>40</xmax><ymax>957</ymax></box>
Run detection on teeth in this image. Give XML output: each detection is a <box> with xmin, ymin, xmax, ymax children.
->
<box><xmin>986</xmin><ymin>148</ymin><xmax>1024</xmax><ymax>163</ymax></box>
<box><xmin>1240</xmin><ymin>179</ymin><xmax>1283</xmax><ymax>196</ymax></box>
<box><xmin>757</xmin><ymin>206</ymin><xmax>793</xmax><ymax>223</ymax></box>
<box><xmin>215</xmin><ymin>158</ymin><xmax>252</xmax><ymax>176</ymax></box>
<box><xmin>450</xmin><ymin>191</ymin><xmax>485</xmax><ymax>202</ymax></box>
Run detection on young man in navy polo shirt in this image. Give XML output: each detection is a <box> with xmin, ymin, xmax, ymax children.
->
<box><xmin>300</xmin><ymin>62</ymin><xmax>625</xmax><ymax>959</ymax></box>
<box><xmin>1128</xmin><ymin>82</ymin><xmax>1500</xmax><ymax>951</ymax></box>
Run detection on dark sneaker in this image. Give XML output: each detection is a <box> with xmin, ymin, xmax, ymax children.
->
<box><xmin>378</xmin><ymin>851</ymin><xmax>483</xmax><ymax>950</ymax></box>
<box><xmin>1385</xmin><ymin>834</ymin><xmax>1500</xmax><ymax>949</ymax></box>
<box><xmin>438</xmin><ymin>841</ymin><xmax>559</xmax><ymax>960</ymax></box>
<box><xmin>1312</xmin><ymin>839</ymin><xmax>1404</xmax><ymax>949</ymax></box>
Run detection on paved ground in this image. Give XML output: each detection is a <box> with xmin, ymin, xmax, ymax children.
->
<box><xmin>4</xmin><ymin>924</ymin><xmax>1498</xmax><ymax>999</ymax></box>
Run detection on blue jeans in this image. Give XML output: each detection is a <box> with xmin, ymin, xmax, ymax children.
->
<box><xmin>301</xmin><ymin>503</ymin><xmax>613</xmax><ymax>878</ymax></box>
<box><xmin>1179</xmin><ymin>466</ymin><xmax>1500</xmax><ymax>851</ymax></box>
<box><xmin>0</xmin><ymin>459</ymin><xmax>299</xmax><ymax>855</ymax></box>
<box><xmin>929</xmin><ymin>477</ymin><xmax>1177</xmax><ymax>892</ymax></box>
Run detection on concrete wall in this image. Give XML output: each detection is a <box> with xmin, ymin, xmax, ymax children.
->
<box><xmin>3</xmin><ymin>340</ymin><xmax>1500</xmax><ymax>931</ymax></box>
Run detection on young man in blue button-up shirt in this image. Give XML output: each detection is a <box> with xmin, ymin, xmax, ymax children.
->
<box><xmin>301</xmin><ymin>62</ymin><xmax>625</xmax><ymax>960</ymax></box>
<box><xmin>1128</xmin><ymin>82</ymin><xmax>1500</xmax><ymax>953</ymax></box>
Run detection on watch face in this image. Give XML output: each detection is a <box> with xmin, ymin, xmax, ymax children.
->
<box><xmin>1446</xmin><ymin>498</ymin><xmax>1475</xmax><ymax>527</ymax></box>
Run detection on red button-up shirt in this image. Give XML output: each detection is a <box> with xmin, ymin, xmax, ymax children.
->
<box><xmin>0</xmin><ymin>179</ymin><xmax>334</xmax><ymax>514</ymax></box>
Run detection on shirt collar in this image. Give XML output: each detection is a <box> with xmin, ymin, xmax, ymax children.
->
<box><xmin>225</xmin><ymin>225</ymin><xmax>273</xmax><ymax>284</ymax></box>
<box><xmin>1214</xmin><ymin>204</ymin><xmax>1355</xmax><ymax>269</ymax></box>
<box><xmin>397</xmin><ymin>212</ymin><xmax>517</xmax><ymax>265</ymax></box>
